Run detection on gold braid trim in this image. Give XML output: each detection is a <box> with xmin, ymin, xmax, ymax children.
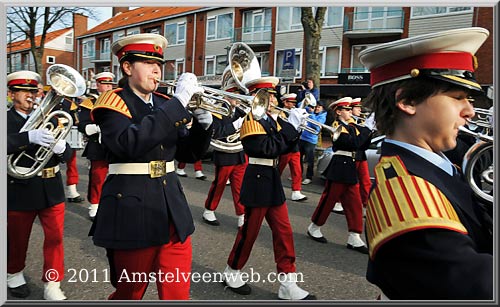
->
<box><xmin>366</xmin><ymin>156</ymin><xmax>468</xmax><ymax>260</ymax></box>
<box><xmin>70</xmin><ymin>100</ymin><xmax>79</xmax><ymax>111</ymax></box>
<box><xmin>92</xmin><ymin>89</ymin><xmax>131</xmax><ymax>119</ymax></box>
<box><xmin>332</xmin><ymin>120</ymin><xmax>349</xmax><ymax>135</ymax></box>
<box><xmin>80</xmin><ymin>98</ymin><xmax>94</xmax><ymax>110</ymax></box>
<box><xmin>240</xmin><ymin>113</ymin><xmax>282</xmax><ymax>139</ymax></box>
<box><xmin>211</xmin><ymin>112</ymin><xmax>223</xmax><ymax>120</ymax></box>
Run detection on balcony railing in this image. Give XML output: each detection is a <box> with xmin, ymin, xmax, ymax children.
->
<box><xmin>343</xmin><ymin>10</ymin><xmax>404</xmax><ymax>37</ymax></box>
<box><xmin>88</xmin><ymin>49</ymin><xmax>111</xmax><ymax>62</ymax></box>
<box><xmin>231</xmin><ymin>26</ymin><xmax>272</xmax><ymax>44</ymax></box>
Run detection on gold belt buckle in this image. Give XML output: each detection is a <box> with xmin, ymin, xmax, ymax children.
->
<box><xmin>149</xmin><ymin>161</ymin><xmax>166</xmax><ymax>178</ymax></box>
<box><xmin>42</xmin><ymin>167</ymin><xmax>56</xmax><ymax>178</ymax></box>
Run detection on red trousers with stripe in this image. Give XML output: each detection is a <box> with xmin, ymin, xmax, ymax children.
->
<box><xmin>227</xmin><ymin>204</ymin><xmax>296</xmax><ymax>273</ymax></box>
<box><xmin>205</xmin><ymin>162</ymin><xmax>247</xmax><ymax>216</ymax></box>
<box><xmin>108</xmin><ymin>237</ymin><xmax>192</xmax><ymax>300</ymax></box>
<box><xmin>66</xmin><ymin>150</ymin><xmax>79</xmax><ymax>186</ymax></box>
<box><xmin>7</xmin><ymin>203</ymin><xmax>65</xmax><ymax>281</ymax></box>
<box><xmin>88</xmin><ymin>160</ymin><xmax>109</xmax><ymax>204</ymax></box>
<box><xmin>177</xmin><ymin>160</ymin><xmax>202</xmax><ymax>171</ymax></box>
<box><xmin>311</xmin><ymin>181</ymin><xmax>364</xmax><ymax>233</ymax></box>
<box><xmin>356</xmin><ymin>160</ymin><xmax>371</xmax><ymax>207</ymax></box>
<box><xmin>278</xmin><ymin>152</ymin><xmax>302</xmax><ymax>191</ymax></box>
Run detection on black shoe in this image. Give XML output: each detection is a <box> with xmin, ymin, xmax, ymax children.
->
<box><xmin>332</xmin><ymin>209</ymin><xmax>344</xmax><ymax>215</ymax></box>
<box><xmin>8</xmin><ymin>284</ymin><xmax>30</xmax><ymax>298</ymax></box>
<box><xmin>347</xmin><ymin>244</ymin><xmax>369</xmax><ymax>254</ymax></box>
<box><xmin>307</xmin><ymin>230</ymin><xmax>327</xmax><ymax>243</ymax></box>
<box><xmin>222</xmin><ymin>280</ymin><xmax>252</xmax><ymax>295</ymax></box>
<box><xmin>67</xmin><ymin>196</ymin><xmax>84</xmax><ymax>203</ymax></box>
<box><xmin>302</xmin><ymin>294</ymin><xmax>317</xmax><ymax>300</ymax></box>
<box><xmin>196</xmin><ymin>175</ymin><xmax>207</xmax><ymax>181</ymax></box>
<box><xmin>202</xmin><ymin>216</ymin><xmax>220</xmax><ymax>226</ymax></box>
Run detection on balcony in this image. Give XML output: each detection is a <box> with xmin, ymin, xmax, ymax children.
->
<box><xmin>90</xmin><ymin>49</ymin><xmax>111</xmax><ymax>63</ymax></box>
<box><xmin>231</xmin><ymin>26</ymin><xmax>272</xmax><ymax>46</ymax></box>
<box><xmin>343</xmin><ymin>10</ymin><xmax>404</xmax><ymax>38</ymax></box>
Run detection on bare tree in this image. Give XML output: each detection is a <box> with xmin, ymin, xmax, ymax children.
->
<box><xmin>7</xmin><ymin>7</ymin><xmax>98</xmax><ymax>74</ymax></box>
<box><xmin>301</xmin><ymin>7</ymin><xmax>326</xmax><ymax>92</ymax></box>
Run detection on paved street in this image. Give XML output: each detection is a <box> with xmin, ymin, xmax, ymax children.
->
<box><xmin>6</xmin><ymin>152</ymin><xmax>380</xmax><ymax>302</ymax></box>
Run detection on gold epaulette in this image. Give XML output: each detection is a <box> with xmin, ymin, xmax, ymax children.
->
<box><xmin>79</xmin><ymin>97</ymin><xmax>95</xmax><ymax>110</ymax></box>
<box><xmin>70</xmin><ymin>101</ymin><xmax>79</xmax><ymax>111</ymax></box>
<box><xmin>92</xmin><ymin>89</ymin><xmax>131</xmax><ymax>119</ymax></box>
<box><xmin>240</xmin><ymin>113</ymin><xmax>266</xmax><ymax>139</ymax></box>
<box><xmin>332</xmin><ymin>121</ymin><xmax>349</xmax><ymax>135</ymax></box>
<box><xmin>153</xmin><ymin>91</ymin><xmax>170</xmax><ymax>100</ymax></box>
<box><xmin>211</xmin><ymin>112</ymin><xmax>223</xmax><ymax>120</ymax></box>
<box><xmin>366</xmin><ymin>156</ymin><xmax>467</xmax><ymax>260</ymax></box>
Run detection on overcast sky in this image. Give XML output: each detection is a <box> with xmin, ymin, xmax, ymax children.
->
<box><xmin>87</xmin><ymin>7</ymin><xmax>113</xmax><ymax>30</ymax></box>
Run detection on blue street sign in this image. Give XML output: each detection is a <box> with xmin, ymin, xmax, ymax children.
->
<box><xmin>282</xmin><ymin>49</ymin><xmax>295</xmax><ymax>70</ymax></box>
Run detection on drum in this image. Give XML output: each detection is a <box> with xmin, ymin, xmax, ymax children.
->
<box><xmin>66</xmin><ymin>126</ymin><xmax>86</xmax><ymax>149</ymax></box>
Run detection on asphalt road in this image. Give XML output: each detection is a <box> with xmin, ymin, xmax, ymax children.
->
<box><xmin>6</xmin><ymin>153</ymin><xmax>380</xmax><ymax>302</ymax></box>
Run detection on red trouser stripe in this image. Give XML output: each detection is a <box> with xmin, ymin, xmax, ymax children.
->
<box><xmin>278</xmin><ymin>152</ymin><xmax>303</xmax><ymax>191</ymax></box>
<box><xmin>66</xmin><ymin>150</ymin><xmax>79</xmax><ymax>185</ymax></box>
<box><xmin>88</xmin><ymin>160</ymin><xmax>109</xmax><ymax>204</ymax></box>
<box><xmin>356</xmin><ymin>160</ymin><xmax>372</xmax><ymax>206</ymax></box>
<box><xmin>7</xmin><ymin>203</ymin><xmax>65</xmax><ymax>281</ymax></box>
<box><xmin>228</xmin><ymin>204</ymin><xmax>296</xmax><ymax>273</ymax></box>
<box><xmin>205</xmin><ymin>163</ymin><xmax>246</xmax><ymax>215</ymax></box>
<box><xmin>108</xmin><ymin>237</ymin><xmax>192</xmax><ymax>300</ymax></box>
<box><xmin>312</xmin><ymin>180</ymin><xmax>364</xmax><ymax>233</ymax></box>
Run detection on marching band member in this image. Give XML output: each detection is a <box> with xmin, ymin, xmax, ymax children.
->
<box><xmin>221</xmin><ymin>76</ymin><xmax>315</xmax><ymax>300</ymax></box>
<box><xmin>7</xmin><ymin>71</ymin><xmax>73</xmax><ymax>300</ymax></box>
<box><xmin>89</xmin><ymin>33</ymin><xmax>212</xmax><ymax>300</ymax></box>
<box><xmin>202</xmin><ymin>69</ymin><xmax>247</xmax><ymax>227</ymax></box>
<box><xmin>78</xmin><ymin>72</ymin><xmax>115</xmax><ymax>220</ymax></box>
<box><xmin>350</xmin><ymin>98</ymin><xmax>373</xmax><ymax>215</ymax></box>
<box><xmin>307</xmin><ymin>97</ymin><xmax>371</xmax><ymax>254</ymax></box>
<box><xmin>360</xmin><ymin>27</ymin><xmax>492</xmax><ymax>299</ymax></box>
<box><xmin>277</xmin><ymin>93</ymin><xmax>307</xmax><ymax>201</ymax></box>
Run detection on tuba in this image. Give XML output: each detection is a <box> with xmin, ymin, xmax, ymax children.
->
<box><xmin>459</xmin><ymin>107</ymin><xmax>494</xmax><ymax>206</ymax></box>
<box><xmin>228</xmin><ymin>42</ymin><xmax>262</xmax><ymax>94</ymax></box>
<box><xmin>7</xmin><ymin>64</ymin><xmax>87</xmax><ymax>179</ymax></box>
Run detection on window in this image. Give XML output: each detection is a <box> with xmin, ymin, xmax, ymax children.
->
<box><xmin>206</xmin><ymin>13</ymin><xmax>233</xmax><ymax>41</ymax></box>
<box><xmin>47</xmin><ymin>56</ymin><xmax>55</xmax><ymax>64</ymax></box>
<box><xmin>243</xmin><ymin>9</ymin><xmax>272</xmax><ymax>33</ymax></box>
<box><xmin>355</xmin><ymin>7</ymin><xmax>403</xmax><ymax>20</ymax></box>
<box><xmin>100</xmin><ymin>38</ymin><xmax>110</xmax><ymax>56</ymax></box>
<box><xmin>165</xmin><ymin>22</ymin><xmax>186</xmax><ymax>45</ymax></box>
<box><xmin>256</xmin><ymin>52</ymin><xmax>270</xmax><ymax>76</ymax></box>
<box><xmin>82</xmin><ymin>40</ymin><xmax>95</xmax><ymax>58</ymax></box>
<box><xmin>205</xmin><ymin>55</ymin><xmax>227</xmax><ymax>76</ymax></box>
<box><xmin>275</xmin><ymin>49</ymin><xmax>301</xmax><ymax>78</ymax></box>
<box><xmin>325</xmin><ymin>7</ymin><xmax>343</xmax><ymax>27</ymax></box>
<box><xmin>411</xmin><ymin>7</ymin><xmax>472</xmax><ymax>17</ymax></box>
<box><xmin>351</xmin><ymin>45</ymin><xmax>376</xmax><ymax>73</ymax></box>
<box><xmin>65</xmin><ymin>33</ymin><xmax>73</xmax><ymax>45</ymax></box>
<box><xmin>127</xmin><ymin>28</ymin><xmax>140</xmax><ymax>36</ymax></box>
<box><xmin>277</xmin><ymin>7</ymin><xmax>302</xmax><ymax>31</ymax></box>
<box><xmin>320</xmin><ymin>46</ymin><xmax>340</xmax><ymax>77</ymax></box>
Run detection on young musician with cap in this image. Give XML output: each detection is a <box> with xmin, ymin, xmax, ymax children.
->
<box><xmin>277</xmin><ymin>92</ymin><xmax>308</xmax><ymax>201</ymax></box>
<box><xmin>360</xmin><ymin>27</ymin><xmax>492</xmax><ymax>299</ymax></box>
<box><xmin>89</xmin><ymin>33</ymin><xmax>212</xmax><ymax>300</ymax></box>
<box><xmin>7</xmin><ymin>71</ymin><xmax>73</xmax><ymax>300</ymax></box>
<box><xmin>202</xmin><ymin>66</ymin><xmax>247</xmax><ymax>228</ymax></box>
<box><xmin>221</xmin><ymin>76</ymin><xmax>316</xmax><ymax>300</ymax></box>
<box><xmin>307</xmin><ymin>97</ymin><xmax>371</xmax><ymax>254</ymax></box>
<box><xmin>299</xmin><ymin>99</ymin><xmax>327</xmax><ymax>185</ymax></box>
<box><xmin>78</xmin><ymin>71</ymin><xmax>115</xmax><ymax>220</ymax></box>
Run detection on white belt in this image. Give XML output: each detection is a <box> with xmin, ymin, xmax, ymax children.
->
<box><xmin>248</xmin><ymin>157</ymin><xmax>278</xmax><ymax>167</ymax></box>
<box><xmin>333</xmin><ymin>150</ymin><xmax>356</xmax><ymax>158</ymax></box>
<box><xmin>15</xmin><ymin>165</ymin><xmax>60</xmax><ymax>178</ymax></box>
<box><xmin>108</xmin><ymin>160</ymin><xmax>175</xmax><ymax>178</ymax></box>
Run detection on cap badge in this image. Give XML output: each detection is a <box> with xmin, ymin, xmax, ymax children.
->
<box><xmin>472</xmin><ymin>55</ymin><xmax>478</xmax><ymax>70</ymax></box>
<box><xmin>410</xmin><ymin>69</ymin><xmax>420</xmax><ymax>78</ymax></box>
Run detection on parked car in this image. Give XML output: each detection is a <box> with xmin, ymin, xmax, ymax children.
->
<box><xmin>316</xmin><ymin>134</ymin><xmax>386</xmax><ymax>182</ymax></box>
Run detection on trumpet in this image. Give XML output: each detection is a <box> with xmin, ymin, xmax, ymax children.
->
<box><xmin>351</xmin><ymin>115</ymin><xmax>366</xmax><ymax>126</ymax></box>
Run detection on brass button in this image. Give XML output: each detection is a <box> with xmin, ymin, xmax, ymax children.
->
<box><xmin>160</xmin><ymin>145</ymin><xmax>164</xmax><ymax>150</ymax></box>
<box><xmin>182</xmin><ymin>118</ymin><xmax>188</xmax><ymax>123</ymax></box>
<box><xmin>116</xmin><ymin>193</ymin><xmax>122</xmax><ymax>198</ymax></box>
<box><xmin>163</xmin><ymin>179</ymin><xmax>167</xmax><ymax>186</ymax></box>
<box><xmin>175</xmin><ymin>122</ymin><xmax>180</xmax><ymax>127</ymax></box>
<box><xmin>256</xmin><ymin>174</ymin><xmax>261</xmax><ymax>178</ymax></box>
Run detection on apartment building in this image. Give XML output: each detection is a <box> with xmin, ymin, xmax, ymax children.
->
<box><xmin>76</xmin><ymin>6</ymin><xmax>494</xmax><ymax>98</ymax></box>
<box><xmin>6</xmin><ymin>14</ymin><xmax>89</xmax><ymax>86</ymax></box>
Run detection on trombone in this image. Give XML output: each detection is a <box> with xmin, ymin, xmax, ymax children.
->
<box><xmin>272</xmin><ymin>105</ymin><xmax>340</xmax><ymax>136</ymax></box>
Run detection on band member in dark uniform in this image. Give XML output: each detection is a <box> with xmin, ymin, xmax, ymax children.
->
<box><xmin>89</xmin><ymin>33</ymin><xmax>212</xmax><ymax>300</ymax></box>
<box><xmin>7</xmin><ymin>71</ymin><xmax>73</xmax><ymax>300</ymax></box>
<box><xmin>278</xmin><ymin>93</ymin><xmax>308</xmax><ymax>201</ymax></box>
<box><xmin>360</xmin><ymin>27</ymin><xmax>493</xmax><ymax>299</ymax></box>
<box><xmin>221</xmin><ymin>76</ymin><xmax>315</xmax><ymax>300</ymax></box>
<box><xmin>59</xmin><ymin>97</ymin><xmax>85</xmax><ymax>203</ymax></box>
<box><xmin>307</xmin><ymin>97</ymin><xmax>371</xmax><ymax>254</ymax></box>
<box><xmin>350</xmin><ymin>98</ymin><xmax>373</xmax><ymax>214</ymax></box>
<box><xmin>202</xmin><ymin>69</ymin><xmax>247</xmax><ymax>227</ymax></box>
<box><xmin>78</xmin><ymin>72</ymin><xmax>115</xmax><ymax>220</ymax></box>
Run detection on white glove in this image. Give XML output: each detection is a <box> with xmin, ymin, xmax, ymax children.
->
<box><xmin>192</xmin><ymin>108</ymin><xmax>213</xmax><ymax>130</ymax></box>
<box><xmin>52</xmin><ymin>139</ymin><xmax>66</xmax><ymax>155</ymax></box>
<box><xmin>232</xmin><ymin>117</ymin><xmax>244</xmax><ymax>130</ymax></box>
<box><xmin>85</xmin><ymin>124</ymin><xmax>101</xmax><ymax>136</ymax></box>
<box><xmin>174</xmin><ymin>73</ymin><xmax>204</xmax><ymax>108</ymax></box>
<box><xmin>288</xmin><ymin>108</ymin><xmax>309</xmax><ymax>131</ymax></box>
<box><xmin>28</xmin><ymin>128</ymin><xmax>55</xmax><ymax>147</ymax></box>
<box><xmin>364</xmin><ymin>113</ymin><xmax>376</xmax><ymax>131</ymax></box>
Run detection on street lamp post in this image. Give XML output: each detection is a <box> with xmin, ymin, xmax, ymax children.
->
<box><xmin>8</xmin><ymin>26</ymin><xmax>13</xmax><ymax>73</ymax></box>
